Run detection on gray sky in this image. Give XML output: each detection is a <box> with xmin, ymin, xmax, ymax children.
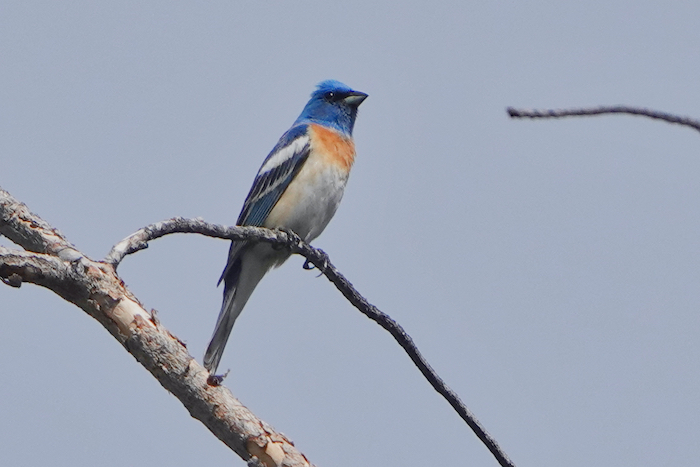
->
<box><xmin>2</xmin><ymin>2</ymin><xmax>699</xmax><ymax>466</ymax></box>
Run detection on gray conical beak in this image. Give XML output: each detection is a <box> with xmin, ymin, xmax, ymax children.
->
<box><xmin>344</xmin><ymin>91</ymin><xmax>368</xmax><ymax>107</ymax></box>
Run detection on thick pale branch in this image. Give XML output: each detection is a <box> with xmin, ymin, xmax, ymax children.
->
<box><xmin>0</xmin><ymin>188</ymin><xmax>83</xmax><ymax>260</ymax></box>
<box><xmin>107</xmin><ymin>218</ymin><xmax>516</xmax><ymax>467</ymax></box>
<box><xmin>0</xmin><ymin>247</ymin><xmax>77</xmax><ymax>292</ymax></box>
<box><xmin>507</xmin><ymin>105</ymin><xmax>700</xmax><ymax>134</ymax></box>
<box><xmin>0</xmin><ymin>191</ymin><xmax>313</xmax><ymax>467</ymax></box>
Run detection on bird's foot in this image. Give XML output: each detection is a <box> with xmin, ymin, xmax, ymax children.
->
<box><xmin>206</xmin><ymin>369</ymin><xmax>230</xmax><ymax>386</ymax></box>
<box><xmin>303</xmin><ymin>249</ymin><xmax>329</xmax><ymax>277</ymax></box>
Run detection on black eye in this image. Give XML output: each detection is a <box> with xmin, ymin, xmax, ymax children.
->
<box><xmin>325</xmin><ymin>91</ymin><xmax>344</xmax><ymax>102</ymax></box>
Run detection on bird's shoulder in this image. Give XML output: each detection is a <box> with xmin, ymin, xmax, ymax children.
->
<box><xmin>236</xmin><ymin>124</ymin><xmax>313</xmax><ymax>226</ymax></box>
<box><xmin>256</xmin><ymin>124</ymin><xmax>312</xmax><ymax>176</ymax></box>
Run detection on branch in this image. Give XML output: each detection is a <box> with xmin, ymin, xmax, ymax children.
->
<box><xmin>0</xmin><ymin>188</ymin><xmax>313</xmax><ymax>467</ymax></box>
<box><xmin>507</xmin><ymin>105</ymin><xmax>700</xmax><ymax>134</ymax></box>
<box><xmin>105</xmin><ymin>217</ymin><xmax>286</xmax><ymax>269</ymax></box>
<box><xmin>0</xmin><ymin>188</ymin><xmax>83</xmax><ymax>260</ymax></box>
<box><xmin>107</xmin><ymin>218</ymin><xmax>516</xmax><ymax>467</ymax></box>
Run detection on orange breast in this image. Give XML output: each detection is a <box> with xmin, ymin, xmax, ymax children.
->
<box><xmin>309</xmin><ymin>124</ymin><xmax>356</xmax><ymax>172</ymax></box>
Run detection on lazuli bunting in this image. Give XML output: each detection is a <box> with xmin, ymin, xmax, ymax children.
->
<box><xmin>204</xmin><ymin>80</ymin><xmax>368</xmax><ymax>374</ymax></box>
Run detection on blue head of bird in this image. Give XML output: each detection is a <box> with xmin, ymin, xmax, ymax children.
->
<box><xmin>295</xmin><ymin>80</ymin><xmax>368</xmax><ymax>135</ymax></box>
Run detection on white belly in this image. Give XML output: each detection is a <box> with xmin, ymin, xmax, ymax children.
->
<box><xmin>263</xmin><ymin>156</ymin><xmax>349</xmax><ymax>243</ymax></box>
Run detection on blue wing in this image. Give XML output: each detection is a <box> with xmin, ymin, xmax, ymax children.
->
<box><xmin>237</xmin><ymin>124</ymin><xmax>311</xmax><ymax>226</ymax></box>
<box><xmin>217</xmin><ymin>124</ymin><xmax>311</xmax><ymax>286</ymax></box>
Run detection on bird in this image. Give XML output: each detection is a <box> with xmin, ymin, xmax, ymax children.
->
<box><xmin>204</xmin><ymin>80</ymin><xmax>368</xmax><ymax>375</ymax></box>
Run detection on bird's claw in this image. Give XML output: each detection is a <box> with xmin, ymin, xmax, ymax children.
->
<box><xmin>206</xmin><ymin>369</ymin><xmax>230</xmax><ymax>386</ymax></box>
<box><xmin>303</xmin><ymin>250</ymin><xmax>329</xmax><ymax>277</ymax></box>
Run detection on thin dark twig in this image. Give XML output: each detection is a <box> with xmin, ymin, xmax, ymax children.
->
<box><xmin>106</xmin><ymin>218</ymin><xmax>515</xmax><ymax>467</ymax></box>
<box><xmin>507</xmin><ymin>105</ymin><xmax>700</xmax><ymax>134</ymax></box>
<box><xmin>299</xmin><ymin>248</ymin><xmax>515</xmax><ymax>467</ymax></box>
<box><xmin>105</xmin><ymin>218</ymin><xmax>281</xmax><ymax>268</ymax></box>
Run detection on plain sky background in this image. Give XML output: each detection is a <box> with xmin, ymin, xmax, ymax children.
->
<box><xmin>1</xmin><ymin>2</ymin><xmax>699</xmax><ymax>466</ymax></box>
